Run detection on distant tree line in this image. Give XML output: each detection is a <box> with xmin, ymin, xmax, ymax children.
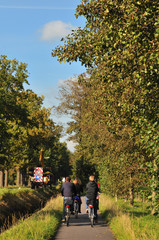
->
<box><xmin>52</xmin><ymin>0</ymin><xmax>159</xmax><ymax>214</ymax></box>
<box><xmin>0</xmin><ymin>55</ymin><xmax>71</xmax><ymax>187</ymax></box>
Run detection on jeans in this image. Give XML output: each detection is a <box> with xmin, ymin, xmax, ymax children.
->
<box><xmin>85</xmin><ymin>196</ymin><xmax>88</xmax><ymax>209</ymax></box>
<box><xmin>62</xmin><ymin>198</ymin><xmax>65</xmax><ymax>219</ymax></box>
<box><xmin>62</xmin><ymin>197</ymin><xmax>73</xmax><ymax>219</ymax></box>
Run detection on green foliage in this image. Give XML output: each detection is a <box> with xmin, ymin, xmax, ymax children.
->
<box><xmin>0</xmin><ymin>55</ymin><xmax>29</xmax><ymax>169</ymax></box>
<box><xmin>0</xmin><ymin>55</ymin><xmax>71</xmax><ymax>185</ymax></box>
<box><xmin>52</xmin><ymin>0</ymin><xmax>159</xmax><ymax>213</ymax></box>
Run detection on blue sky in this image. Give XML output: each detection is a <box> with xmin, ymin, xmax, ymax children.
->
<box><xmin>0</xmin><ymin>0</ymin><xmax>86</xmax><ymax>151</ymax></box>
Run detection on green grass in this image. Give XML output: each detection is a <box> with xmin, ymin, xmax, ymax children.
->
<box><xmin>0</xmin><ymin>195</ymin><xmax>63</xmax><ymax>240</ymax></box>
<box><xmin>117</xmin><ymin>199</ymin><xmax>151</xmax><ymax>216</ymax></box>
<box><xmin>132</xmin><ymin>215</ymin><xmax>159</xmax><ymax>240</ymax></box>
<box><xmin>0</xmin><ymin>186</ymin><xmax>32</xmax><ymax>199</ymax></box>
<box><xmin>0</xmin><ymin>186</ymin><xmax>56</xmax><ymax>231</ymax></box>
<box><xmin>99</xmin><ymin>194</ymin><xmax>159</xmax><ymax>240</ymax></box>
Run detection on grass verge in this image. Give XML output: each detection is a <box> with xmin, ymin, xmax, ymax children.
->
<box><xmin>0</xmin><ymin>195</ymin><xmax>63</xmax><ymax>240</ymax></box>
<box><xmin>99</xmin><ymin>194</ymin><xmax>159</xmax><ymax>240</ymax></box>
<box><xmin>0</xmin><ymin>186</ymin><xmax>56</xmax><ymax>230</ymax></box>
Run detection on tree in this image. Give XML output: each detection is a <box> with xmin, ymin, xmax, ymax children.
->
<box><xmin>52</xmin><ymin>0</ymin><xmax>159</xmax><ymax>211</ymax></box>
<box><xmin>0</xmin><ymin>55</ymin><xmax>29</xmax><ymax>186</ymax></box>
<box><xmin>0</xmin><ymin>55</ymin><xmax>71</xmax><ymax>186</ymax></box>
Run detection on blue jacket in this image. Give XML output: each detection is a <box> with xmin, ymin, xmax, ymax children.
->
<box><xmin>61</xmin><ymin>181</ymin><xmax>76</xmax><ymax>197</ymax></box>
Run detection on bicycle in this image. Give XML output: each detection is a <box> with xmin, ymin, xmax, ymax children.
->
<box><xmin>64</xmin><ymin>197</ymin><xmax>72</xmax><ymax>227</ymax></box>
<box><xmin>65</xmin><ymin>204</ymin><xmax>71</xmax><ymax>226</ymax></box>
<box><xmin>74</xmin><ymin>196</ymin><xmax>80</xmax><ymax>218</ymax></box>
<box><xmin>88</xmin><ymin>204</ymin><xmax>95</xmax><ymax>227</ymax></box>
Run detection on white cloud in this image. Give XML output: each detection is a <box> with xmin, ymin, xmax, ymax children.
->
<box><xmin>39</xmin><ymin>20</ymin><xmax>76</xmax><ymax>42</ymax></box>
<box><xmin>66</xmin><ymin>140</ymin><xmax>77</xmax><ymax>152</ymax></box>
<box><xmin>60</xmin><ymin>136</ymin><xmax>78</xmax><ymax>152</ymax></box>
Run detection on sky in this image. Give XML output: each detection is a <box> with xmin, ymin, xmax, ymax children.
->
<box><xmin>0</xmin><ymin>0</ymin><xmax>86</xmax><ymax>151</ymax></box>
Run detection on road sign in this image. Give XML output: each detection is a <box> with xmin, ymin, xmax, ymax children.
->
<box><xmin>34</xmin><ymin>167</ymin><xmax>43</xmax><ymax>182</ymax></box>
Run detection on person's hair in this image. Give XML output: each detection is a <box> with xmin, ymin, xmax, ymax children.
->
<box><xmin>66</xmin><ymin>176</ymin><xmax>71</xmax><ymax>182</ymax></box>
<box><xmin>73</xmin><ymin>177</ymin><xmax>82</xmax><ymax>185</ymax></box>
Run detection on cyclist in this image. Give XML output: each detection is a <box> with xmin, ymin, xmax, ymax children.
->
<box><xmin>61</xmin><ymin>176</ymin><xmax>76</xmax><ymax>222</ymax></box>
<box><xmin>73</xmin><ymin>177</ymin><xmax>83</xmax><ymax>213</ymax></box>
<box><xmin>86</xmin><ymin>175</ymin><xmax>99</xmax><ymax>222</ymax></box>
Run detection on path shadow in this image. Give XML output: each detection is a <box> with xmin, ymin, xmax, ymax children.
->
<box><xmin>61</xmin><ymin>213</ymin><xmax>108</xmax><ymax>228</ymax></box>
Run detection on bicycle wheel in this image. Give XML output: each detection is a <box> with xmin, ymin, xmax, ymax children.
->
<box><xmin>91</xmin><ymin>216</ymin><xmax>94</xmax><ymax>227</ymax></box>
<box><xmin>66</xmin><ymin>207</ymin><xmax>70</xmax><ymax>227</ymax></box>
<box><xmin>88</xmin><ymin>207</ymin><xmax>91</xmax><ymax>219</ymax></box>
<box><xmin>89</xmin><ymin>207</ymin><xmax>94</xmax><ymax>227</ymax></box>
<box><xmin>74</xmin><ymin>202</ymin><xmax>78</xmax><ymax>218</ymax></box>
<box><xmin>66</xmin><ymin>214</ymin><xmax>69</xmax><ymax>226</ymax></box>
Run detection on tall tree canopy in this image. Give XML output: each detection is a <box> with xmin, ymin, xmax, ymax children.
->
<box><xmin>52</xmin><ymin>0</ymin><xmax>159</xmax><ymax>213</ymax></box>
<box><xmin>0</xmin><ymin>55</ymin><xmax>71</xmax><ymax>186</ymax></box>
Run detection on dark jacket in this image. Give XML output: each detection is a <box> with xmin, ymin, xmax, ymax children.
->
<box><xmin>74</xmin><ymin>183</ymin><xmax>83</xmax><ymax>196</ymax></box>
<box><xmin>61</xmin><ymin>181</ymin><xmax>76</xmax><ymax>197</ymax></box>
<box><xmin>86</xmin><ymin>181</ymin><xmax>99</xmax><ymax>200</ymax></box>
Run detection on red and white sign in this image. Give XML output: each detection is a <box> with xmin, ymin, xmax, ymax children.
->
<box><xmin>34</xmin><ymin>167</ymin><xmax>43</xmax><ymax>182</ymax></box>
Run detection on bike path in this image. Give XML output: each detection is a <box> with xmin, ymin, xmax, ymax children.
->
<box><xmin>54</xmin><ymin>197</ymin><xmax>116</xmax><ymax>240</ymax></box>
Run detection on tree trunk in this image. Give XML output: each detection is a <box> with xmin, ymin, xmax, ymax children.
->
<box><xmin>21</xmin><ymin>168</ymin><xmax>27</xmax><ymax>186</ymax></box>
<box><xmin>129</xmin><ymin>172</ymin><xmax>134</xmax><ymax>206</ymax></box>
<box><xmin>20</xmin><ymin>171</ymin><xmax>23</xmax><ymax>186</ymax></box>
<box><xmin>4</xmin><ymin>170</ymin><xmax>8</xmax><ymax>187</ymax></box>
<box><xmin>151</xmin><ymin>183</ymin><xmax>156</xmax><ymax>215</ymax></box>
<box><xmin>17</xmin><ymin>168</ymin><xmax>20</xmax><ymax>186</ymax></box>
<box><xmin>28</xmin><ymin>175</ymin><xmax>31</xmax><ymax>187</ymax></box>
<box><xmin>0</xmin><ymin>170</ymin><xmax>4</xmax><ymax>187</ymax></box>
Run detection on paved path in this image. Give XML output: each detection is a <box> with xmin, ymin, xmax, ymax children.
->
<box><xmin>54</xmin><ymin>197</ymin><xmax>116</xmax><ymax>240</ymax></box>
